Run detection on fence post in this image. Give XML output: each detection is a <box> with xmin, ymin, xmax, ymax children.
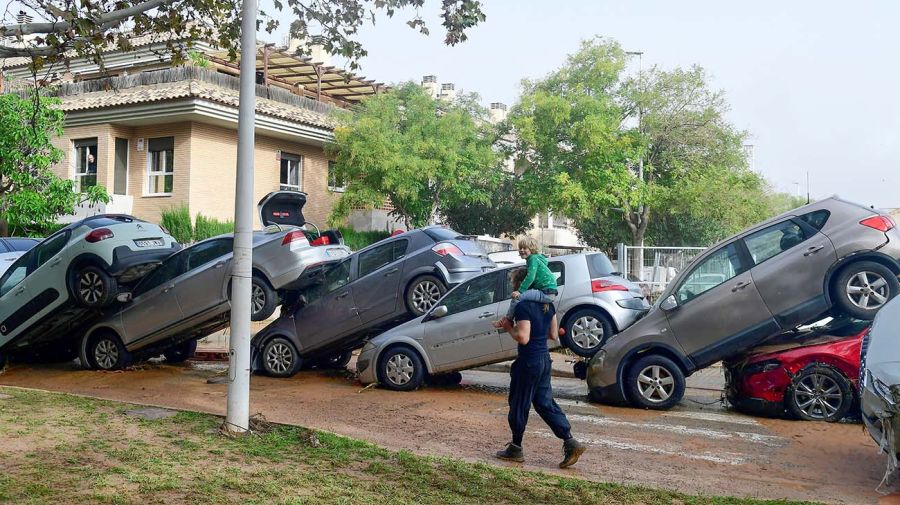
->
<box><xmin>616</xmin><ymin>243</ymin><xmax>627</xmax><ymax>276</ymax></box>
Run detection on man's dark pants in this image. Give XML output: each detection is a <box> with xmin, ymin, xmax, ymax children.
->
<box><xmin>508</xmin><ymin>354</ymin><xmax>572</xmax><ymax>446</ymax></box>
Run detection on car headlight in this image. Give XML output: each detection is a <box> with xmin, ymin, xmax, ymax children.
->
<box><xmin>870</xmin><ymin>371</ymin><xmax>898</xmax><ymax>406</ymax></box>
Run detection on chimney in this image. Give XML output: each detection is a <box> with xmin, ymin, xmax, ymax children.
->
<box><xmin>284</xmin><ymin>35</ymin><xmax>302</xmax><ymax>54</ymax></box>
<box><xmin>489</xmin><ymin>102</ymin><xmax>508</xmax><ymax>124</ymax></box>
<box><xmin>421</xmin><ymin>75</ymin><xmax>439</xmax><ymax>99</ymax></box>
<box><xmin>17</xmin><ymin>11</ymin><xmax>33</xmax><ymax>24</ymax></box>
<box><xmin>308</xmin><ymin>35</ymin><xmax>331</xmax><ymax>66</ymax></box>
<box><xmin>440</xmin><ymin>82</ymin><xmax>456</xmax><ymax>101</ymax></box>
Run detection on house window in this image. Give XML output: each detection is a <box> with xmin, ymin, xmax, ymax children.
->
<box><xmin>280</xmin><ymin>153</ymin><xmax>302</xmax><ymax>191</ymax></box>
<box><xmin>147</xmin><ymin>137</ymin><xmax>174</xmax><ymax>195</ymax></box>
<box><xmin>74</xmin><ymin>138</ymin><xmax>98</xmax><ymax>192</ymax></box>
<box><xmin>328</xmin><ymin>161</ymin><xmax>346</xmax><ymax>192</ymax></box>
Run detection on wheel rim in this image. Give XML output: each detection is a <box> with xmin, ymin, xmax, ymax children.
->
<box><xmin>636</xmin><ymin>365</ymin><xmax>676</xmax><ymax>404</ymax></box>
<box><xmin>571</xmin><ymin>316</ymin><xmax>604</xmax><ymax>350</ymax></box>
<box><xmin>412</xmin><ymin>281</ymin><xmax>441</xmax><ymax>313</ymax></box>
<box><xmin>79</xmin><ymin>271</ymin><xmax>104</xmax><ymax>305</ymax></box>
<box><xmin>385</xmin><ymin>353</ymin><xmax>415</xmax><ymax>386</ymax></box>
<box><xmin>251</xmin><ymin>284</ymin><xmax>266</xmax><ymax>315</ymax></box>
<box><xmin>265</xmin><ymin>342</ymin><xmax>294</xmax><ymax>374</ymax></box>
<box><xmin>793</xmin><ymin>373</ymin><xmax>843</xmax><ymax>420</ymax></box>
<box><xmin>846</xmin><ymin>271</ymin><xmax>890</xmax><ymax>310</ymax></box>
<box><xmin>94</xmin><ymin>339</ymin><xmax>119</xmax><ymax>369</ymax></box>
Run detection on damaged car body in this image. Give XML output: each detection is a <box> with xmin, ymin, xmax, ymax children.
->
<box><xmin>861</xmin><ymin>296</ymin><xmax>900</xmax><ymax>478</ymax></box>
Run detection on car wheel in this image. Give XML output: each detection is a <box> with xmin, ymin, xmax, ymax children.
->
<box><xmin>832</xmin><ymin>261</ymin><xmax>899</xmax><ymax>320</ymax></box>
<box><xmin>163</xmin><ymin>340</ymin><xmax>198</xmax><ymax>364</ymax></box>
<box><xmin>0</xmin><ymin>352</ymin><xmax>6</xmax><ymax>370</ymax></box>
<box><xmin>786</xmin><ymin>365</ymin><xmax>853</xmax><ymax>422</ymax></box>
<box><xmin>86</xmin><ymin>331</ymin><xmax>131</xmax><ymax>371</ymax></box>
<box><xmin>562</xmin><ymin>309</ymin><xmax>613</xmax><ymax>358</ymax></box>
<box><xmin>427</xmin><ymin>371</ymin><xmax>463</xmax><ymax>387</ymax></box>
<box><xmin>406</xmin><ymin>275</ymin><xmax>446</xmax><ymax>317</ymax></box>
<box><xmin>317</xmin><ymin>350</ymin><xmax>353</xmax><ymax>370</ymax></box>
<box><xmin>74</xmin><ymin>266</ymin><xmax>117</xmax><ymax>308</ymax></box>
<box><xmin>378</xmin><ymin>345</ymin><xmax>425</xmax><ymax>391</ymax></box>
<box><xmin>250</xmin><ymin>275</ymin><xmax>278</xmax><ymax>321</ymax></box>
<box><xmin>262</xmin><ymin>337</ymin><xmax>301</xmax><ymax>378</ymax></box>
<box><xmin>573</xmin><ymin>361</ymin><xmax>588</xmax><ymax>380</ymax></box>
<box><xmin>625</xmin><ymin>355</ymin><xmax>685</xmax><ymax>410</ymax></box>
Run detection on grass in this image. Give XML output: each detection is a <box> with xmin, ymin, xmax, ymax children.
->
<box><xmin>0</xmin><ymin>387</ymin><xmax>817</xmax><ymax>505</ymax></box>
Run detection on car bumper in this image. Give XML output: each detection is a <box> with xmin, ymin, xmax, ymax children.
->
<box><xmin>110</xmin><ymin>243</ymin><xmax>181</xmax><ymax>283</ymax></box>
<box><xmin>585</xmin><ymin>350</ymin><xmax>627</xmax><ymax>404</ymax></box>
<box><xmin>726</xmin><ymin>391</ymin><xmax>785</xmax><ymax>418</ymax></box>
<box><xmin>437</xmin><ymin>261</ymin><xmax>496</xmax><ymax>286</ymax></box>
<box><xmin>356</xmin><ymin>343</ymin><xmax>377</xmax><ymax>384</ymax></box>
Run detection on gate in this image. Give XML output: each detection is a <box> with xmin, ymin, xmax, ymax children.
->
<box><xmin>615</xmin><ymin>244</ymin><xmax>707</xmax><ymax>299</ymax></box>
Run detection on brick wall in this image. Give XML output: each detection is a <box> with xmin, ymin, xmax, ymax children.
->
<box><xmin>128</xmin><ymin>123</ymin><xmax>192</xmax><ymax>224</ymax></box>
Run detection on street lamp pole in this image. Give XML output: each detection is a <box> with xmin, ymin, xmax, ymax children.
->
<box><xmin>225</xmin><ymin>0</ymin><xmax>258</xmax><ymax>434</ymax></box>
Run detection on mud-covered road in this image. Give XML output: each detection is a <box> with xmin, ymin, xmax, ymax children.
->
<box><xmin>0</xmin><ymin>359</ymin><xmax>891</xmax><ymax>504</ymax></box>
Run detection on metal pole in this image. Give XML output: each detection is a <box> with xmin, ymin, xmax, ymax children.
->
<box><xmin>225</xmin><ymin>0</ymin><xmax>257</xmax><ymax>434</ymax></box>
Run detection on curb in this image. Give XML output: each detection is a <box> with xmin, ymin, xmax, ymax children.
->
<box><xmin>475</xmin><ymin>361</ymin><xmax>577</xmax><ymax>379</ymax></box>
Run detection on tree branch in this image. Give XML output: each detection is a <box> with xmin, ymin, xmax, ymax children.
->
<box><xmin>1</xmin><ymin>0</ymin><xmax>174</xmax><ymax>36</ymax></box>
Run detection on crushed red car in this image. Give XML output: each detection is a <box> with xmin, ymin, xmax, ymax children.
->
<box><xmin>724</xmin><ymin>318</ymin><xmax>870</xmax><ymax>422</ymax></box>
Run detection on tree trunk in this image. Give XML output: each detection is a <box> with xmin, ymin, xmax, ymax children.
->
<box><xmin>0</xmin><ymin>217</ymin><xmax>8</xmax><ymax>237</ymax></box>
<box><xmin>624</xmin><ymin>206</ymin><xmax>651</xmax><ymax>280</ymax></box>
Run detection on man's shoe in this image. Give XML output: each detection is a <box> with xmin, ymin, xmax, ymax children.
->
<box><xmin>495</xmin><ymin>443</ymin><xmax>524</xmax><ymax>462</ymax></box>
<box><xmin>559</xmin><ymin>438</ymin><xmax>585</xmax><ymax>468</ymax></box>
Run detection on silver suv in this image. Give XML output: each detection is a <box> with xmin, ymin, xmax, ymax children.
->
<box><xmin>588</xmin><ymin>197</ymin><xmax>900</xmax><ymax>410</ymax></box>
<box><xmin>0</xmin><ymin>215</ymin><xmax>179</xmax><ymax>363</ymax></box>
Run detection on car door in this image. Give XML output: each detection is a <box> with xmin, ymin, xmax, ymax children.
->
<box><xmin>174</xmin><ymin>238</ymin><xmax>234</xmax><ymax>319</ymax></box>
<box><xmin>742</xmin><ymin>218</ymin><xmax>837</xmax><ymax>328</ymax></box>
<box><xmin>0</xmin><ymin>252</ymin><xmax>35</xmax><ymax>347</ymax></box>
<box><xmin>120</xmin><ymin>252</ymin><xmax>186</xmax><ymax>346</ymax></box>
<box><xmin>352</xmin><ymin>239</ymin><xmax>409</xmax><ymax>324</ymax></box>
<box><xmin>664</xmin><ymin>241</ymin><xmax>777</xmax><ymax>369</ymax></box>
<box><xmin>292</xmin><ymin>259</ymin><xmax>362</xmax><ymax>351</ymax></box>
<box><xmin>423</xmin><ymin>270</ymin><xmax>505</xmax><ymax>370</ymax></box>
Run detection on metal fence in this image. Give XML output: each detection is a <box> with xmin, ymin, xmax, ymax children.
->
<box><xmin>614</xmin><ymin>244</ymin><xmax>707</xmax><ymax>300</ymax></box>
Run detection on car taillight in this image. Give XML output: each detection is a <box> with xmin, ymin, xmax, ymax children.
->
<box><xmin>432</xmin><ymin>242</ymin><xmax>463</xmax><ymax>257</ymax></box>
<box><xmin>85</xmin><ymin>228</ymin><xmax>114</xmax><ymax>243</ymax></box>
<box><xmin>310</xmin><ymin>235</ymin><xmax>331</xmax><ymax>246</ymax></box>
<box><xmin>591</xmin><ymin>279</ymin><xmax>629</xmax><ymax>293</ymax></box>
<box><xmin>860</xmin><ymin>215</ymin><xmax>896</xmax><ymax>232</ymax></box>
<box><xmin>282</xmin><ymin>230</ymin><xmax>308</xmax><ymax>246</ymax></box>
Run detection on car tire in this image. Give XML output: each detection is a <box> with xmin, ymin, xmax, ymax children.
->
<box><xmin>0</xmin><ymin>352</ymin><xmax>6</xmax><ymax>371</ymax></box>
<box><xmin>73</xmin><ymin>265</ymin><xmax>117</xmax><ymax>308</ymax></box>
<box><xmin>573</xmin><ymin>360</ymin><xmax>588</xmax><ymax>380</ymax></box>
<box><xmin>261</xmin><ymin>337</ymin><xmax>301</xmax><ymax>378</ymax></box>
<box><xmin>786</xmin><ymin>364</ymin><xmax>854</xmax><ymax>422</ymax></box>
<box><xmin>406</xmin><ymin>275</ymin><xmax>446</xmax><ymax>317</ymax></box>
<box><xmin>427</xmin><ymin>371</ymin><xmax>463</xmax><ymax>387</ymax></box>
<box><xmin>378</xmin><ymin>345</ymin><xmax>425</xmax><ymax>391</ymax></box>
<box><xmin>163</xmin><ymin>340</ymin><xmax>198</xmax><ymax>364</ymax></box>
<box><xmin>832</xmin><ymin>261</ymin><xmax>899</xmax><ymax>320</ymax></box>
<box><xmin>625</xmin><ymin>355</ymin><xmax>686</xmax><ymax>410</ymax></box>
<box><xmin>85</xmin><ymin>331</ymin><xmax>132</xmax><ymax>371</ymax></box>
<box><xmin>562</xmin><ymin>309</ymin><xmax>613</xmax><ymax>358</ymax></box>
<box><xmin>317</xmin><ymin>350</ymin><xmax>353</xmax><ymax>370</ymax></box>
<box><xmin>250</xmin><ymin>275</ymin><xmax>278</xmax><ymax>322</ymax></box>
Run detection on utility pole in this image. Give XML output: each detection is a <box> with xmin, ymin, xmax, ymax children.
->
<box><xmin>626</xmin><ymin>50</ymin><xmax>644</xmax><ymax>280</ymax></box>
<box><xmin>225</xmin><ymin>0</ymin><xmax>258</xmax><ymax>434</ymax></box>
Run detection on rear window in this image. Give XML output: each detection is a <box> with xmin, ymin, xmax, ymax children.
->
<box><xmin>799</xmin><ymin>210</ymin><xmax>830</xmax><ymax>231</ymax></box>
<box><xmin>586</xmin><ymin>253</ymin><xmax>616</xmax><ymax>277</ymax></box>
<box><xmin>423</xmin><ymin>227</ymin><xmax>463</xmax><ymax>242</ymax></box>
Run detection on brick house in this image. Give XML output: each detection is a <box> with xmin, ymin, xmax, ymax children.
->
<box><xmin>1</xmin><ymin>38</ymin><xmax>385</xmax><ymax>229</ymax></box>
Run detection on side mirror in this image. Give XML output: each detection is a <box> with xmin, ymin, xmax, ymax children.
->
<box><xmin>427</xmin><ymin>305</ymin><xmax>448</xmax><ymax>321</ymax></box>
<box><xmin>660</xmin><ymin>295</ymin><xmax>678</xmax><ymax>311</ymax></box>
<box><xmin>116</xmin><ymin>292</ymin><xmax>133</xmax><ymax>303</ymax></box>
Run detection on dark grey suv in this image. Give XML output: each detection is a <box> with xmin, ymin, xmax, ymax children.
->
<box><xmin>588</xmin><ymin>197</ymin><xmax>900</xmax><ymax>410</ymax></box>
<box><xmin>251</xmin><ymin>227</ymin><xmax>495</xmax><ymax>376</ymax></box>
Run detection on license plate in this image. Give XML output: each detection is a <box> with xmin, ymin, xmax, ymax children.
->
<box><xmin>135</xmin><ymin>238</ymin><xmax>164</xmax><ymax>248</ymax></box>
<box><xmin>325</xmin><ymin>248</ymin><xmax>348</xmax><ymax>258</ymax></box>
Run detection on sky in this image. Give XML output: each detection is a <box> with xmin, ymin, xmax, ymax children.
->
<box><xmin>266</xmin><ymin>0</ymin><xmax>900</xmax><ymax>209</ymax></box>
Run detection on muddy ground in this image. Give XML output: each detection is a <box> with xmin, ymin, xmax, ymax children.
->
<box><xmin>0</xmin><ymin>359</ymin><xmax>893</xmax><ymax>504</ymax></box>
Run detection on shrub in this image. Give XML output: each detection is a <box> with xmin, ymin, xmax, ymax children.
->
<box><xmin>194</xmin><ymin>214</ymin><xmax>234</xmax><ymax>242</ymax></box>
<box><xmin>160</xmin><ymin>205</ymin><xmax>193</xmax><ymax>244</ymax></box>
<box><xmin>338</xmin><ymin>227</ymin><xmax>390</xmax><ymax>251</ymax></box>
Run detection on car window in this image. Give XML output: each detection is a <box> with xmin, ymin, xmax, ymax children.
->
<box><xmin>0</xmin><ymin>241</ymin><xmax>8</xmax><ymax>253</ymax></box>
<box><xmin>358</xmin><ymin>240</ymin><xmax>406</xmax><ymax>277</ymax></box>
<box><xmin>586</xmin><ymin>253</ymin><xmax>615</xmax><ymax>277</ymax></box>
<box><xmin>743</xmin><ymin>220</ymin><xmax>809</xmax><ymax>265</ymax></box>
<box><xmin>186</xmin><ymin>239</ymin><xmax>233</xmax><ymax>270</ymax></box>
<box><xmin>799</xmin><ymin>210</ymin><xmax>830</xmax><ymax>231</ymax></box>
<box><xmin>31</xmin><ymin>233</ymin><xmax>69</xmax><ymax>272</ymax></box>
<box><xmin>442</xmin><ymin>272</ymin><xmax>500</xmax><ymax>315</ymax></box>
<box><xmin>7</xmin><ymin>238</ymin><xmax>39</xmax><ymax>252</ymax></box>
<box><xmin>549</xmin><ymin>261</ymin><xmax>565</xmax><ymax>287</ymax></box>
<box><xmin>423</xmin><ymin>227</ymin><xmax>462</xmax><ymax>242</ymax></box>
<box><xmin>301</xmin><ymin>260</ymin><xmax>352</xmax><ymax>305</ymax></box>
<box><xmin>675</xmin><ymin>243</ymin><xmax>744</xmax><ymax>304</ymax></box>
<box><xmin>0</xmin><ymin>255</ymin><xmax>30</xmax><ymax>297</ymax></box>
<box><xmin>134</xmin><ymin>254</ymin><xmax>185</xmax><ymax>296</ymax></box>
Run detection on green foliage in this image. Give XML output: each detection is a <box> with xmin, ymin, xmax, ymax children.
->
<box><xmin>327</xmin><ymin>82</ymin><xmax>501</xmax><ymax>228</ymax></box>
<box><xmin>186</xmin><ymin>50</ymin><xmax>212</xmax><ymax>69</ymax></box>
<box><xmin>337</xmin><ymin>227</ymin><xmax>391</xmax><ymax>251</ymax></box>
<box><xmin>160</xmin><ymin>205</ymin><xmax>194</xmax><ymax>244</ymax></box>
<box><xmin>194</xmin><ymin>214</ymin><xmax>234</xmax><ymax>241</ymax></box>
<box><xmin>440</xmin><ymin>173</ymin><xmax>534</xmax><ymax>237</ymax></box>
<box><xmin>0</xmin><ymin>92</ymin><xmax>108</xmax><ymax>237</ymax></box>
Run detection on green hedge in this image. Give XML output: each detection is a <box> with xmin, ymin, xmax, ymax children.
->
<box><xmin>338</xmin><ymin>227</ymin><xmax>391</xmax><ymax>251</ymax></box>
<box><xmin>160</xmin><ymin>205</ymin><xmax>234</xmax><ymax>244</ymax></box>
<box><xmin>194</xmin><ymin>214</ymin><xmax>234</xmax><ymax>242</ymax></box>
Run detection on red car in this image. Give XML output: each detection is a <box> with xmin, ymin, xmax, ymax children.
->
<box><xmin>724</xmin><ymin>318</ymin><xmax>870</xmax><ymax>422</ymax></box>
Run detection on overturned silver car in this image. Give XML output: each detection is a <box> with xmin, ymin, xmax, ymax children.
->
<box><xmin>861</xmin><ymin>295</ymin><xmax>900</xmax><ymax>479</ymax></box>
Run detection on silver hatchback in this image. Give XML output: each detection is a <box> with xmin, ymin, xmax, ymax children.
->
<box><xmin>356</xmin><ymin>253</ymin><xmax>649</xmax><ymax>391</ymax></box>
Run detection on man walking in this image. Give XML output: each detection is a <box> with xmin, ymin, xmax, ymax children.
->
<box><xmin>494</xmin><ymin>271</ymin><xmax>585</xmax><ymax>468</ymax></box>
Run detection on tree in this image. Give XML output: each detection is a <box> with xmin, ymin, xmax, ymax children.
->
<box><xmin>0</xmin><ymin>92</ymin><xmax>108</xmax><ymax>236</ymax></box>
<box><xmin>0</xmin><ymin>0</ymin><xmax>485</xmax><ymax>73</ymax></box>
<box><xmin>327</xmin><ymin>81</ymin><xmax>499</xmax><ymax>229</ymax></box>
<box><xmin>440</xmin><ymin>173</ymin><xmax>534</xmax><ymax>237</ymax></box>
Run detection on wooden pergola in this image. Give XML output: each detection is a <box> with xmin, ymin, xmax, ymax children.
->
<box><xmin>207</xmin><ymin>44</ymin><xmax>386</xmax><ymax>107</ymax></box>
